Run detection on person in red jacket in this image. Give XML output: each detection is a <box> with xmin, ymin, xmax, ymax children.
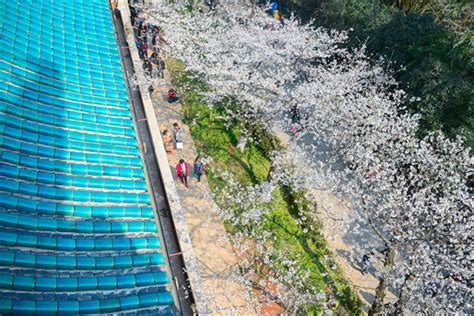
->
<box><xmin>175</xmin><ymin>159</ymin><xmax>189</xmax><ymax>188</ymax></box>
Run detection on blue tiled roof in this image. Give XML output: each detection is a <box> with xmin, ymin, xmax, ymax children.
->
<box><xmin>0</xmin><ymin>0</ymin><xmax>175</xmax><ymax>314</ymax></box>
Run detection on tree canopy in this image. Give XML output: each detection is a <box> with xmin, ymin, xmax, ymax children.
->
<box><xmin>137</xmin><ymin>1</ymin><xmax>473</xmax><ymax>313</ymax></box>
<box><xmin>288</xmin><ymin>0</ymin><xmax>474</xmax><ymax>149</ymax></box>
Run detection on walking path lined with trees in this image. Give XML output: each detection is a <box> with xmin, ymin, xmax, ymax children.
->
<box><xmin>150</xmin><ymin>75</ymin><xmax>255</xmax><ymax>315</ymax></box>
<box><xmin>124</xmin><ymin>1</ymin><xmax>472</xmax><ymax>314</ymax></box>
<box><xmin>121</xmin><ymin>1</ymin><xmax>254</xmax><ymax>314</ymax></box>
<box><xmin>127</xmin><ymin>3</ymin><xmax>364</xmax><ymax>313</ymax></box>
<box><xmin>162</xmin><ymin>60</ymin><xmax>363</xmax><ymax>314</ymax></box>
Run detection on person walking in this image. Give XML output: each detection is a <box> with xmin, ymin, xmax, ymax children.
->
<box><xmin>193</xmin><ymin>156</ymin><xmax>205</xmax><ymax>182</ymax></box>
<box><xmin>173</xmin><ymin>122</ymin><xmax>183</xmax><ymax>150</ymax></box>
<box><xmin>143</xmin><ymin>59</ymin><xmax>153</xmax><ymax>77</ymax></box>
<box><xmin>137</xmin><ymin>39</ymin><xmax>145</xmax><ymax>59</ymax></box>
<box><xmin>290</xmin><ymin>103</ymin><xmax>300</xmax><ymax>124</ymax></box>
<box><xmin>146</xmin><ymin>60</ymin><xmax>153</xmax><ymax>77</ymax></box>
<box><xmin>149</xmin><ymin>51</ymin><xmax>158</xmax><ymax>64</ymax></box>
<box><xmin>162</xmin><ymin>129</ymin><xmax>173</xmax><ymax>153</ymax></box>
<box><xmin>156</xmin><ymin>57</ymin><xmax>165</xmax><ymax>78</ymax></box>
<box><xmin>140</xmin><ymin>41</ymin><xmax>148</xmax><ymax>59</ymax></box>
<box><xmin>175</xmin><ymin>159</ymin><xmax>189</xmax><ymax>188</ymax></box>
<box><xmin>159</xmin><ymin>58</ymin><xmax>165</xmax><ymax>71</ymax></box>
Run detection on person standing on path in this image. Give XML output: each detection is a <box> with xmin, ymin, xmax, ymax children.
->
<box><xmin>143</xmin><ymin>59</ymin><xmax>153</xmax><ymax>77</ymax></box>
<box><xmin>290</xmin><ymin>102</ymin><xmax>301</xmax><ymax>124</ymax></box>
<box><xmin>176</xmin><ymin>159</ymin><xmax>189</xmax><ymax>188</ymax></box>
<box><xmin>136</xmin><ymin>39</ymin><xmax>145</xmax><ymax>59</ymax></box>
<box><xmin>193</xmin><ymin>156</ymin><xmax>205</xmax><ymax>182</ymax></box>
<box><xmin>162</xmin><ymin>129</ymin><xmax>173</xmax><ymax>153</ymax></box>
<box><xmin>173</xmin><ymin>122</ymin><xmax>183</xmax><ymax>150</ymax></box>
<box><xmin>361</xmin><ymin>252</ymin><xmax>374</xmax><ymax>274</ymax></box>
<box><xmin>156</xmin><ymin>57</ymin><xmax>165</xmax><ymax>79</ymax></box>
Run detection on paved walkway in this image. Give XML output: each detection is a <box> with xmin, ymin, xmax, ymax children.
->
<box><xmin>274</xmin><ymin>132</ymin><xmax>396</xmax><ymax>313</ymax></box>
<box><xmin>151</xmin><ymin>84</ymin><xmax>390</xmax><ymax>313</ymax></box>
<box><xmin>313</xmin><ymin>191</ymin><xmax>382</xmax><ymax>310</ymax></box>
<box><xmin>148</xmin><ymin>75</ymin><xmax>254</xmax><ymax>315</ymax></box>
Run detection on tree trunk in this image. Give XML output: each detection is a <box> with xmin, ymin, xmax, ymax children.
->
<box><xmin>369</xmin><ymin>278</ymin><xmax>387</xmax><ymax>316</ymax></box>
<box><xmin>368</xmin><ymin>245</ymin><xmax>395</xmax><ymax>315</ymax></box>
<box><xmin>237</xmin><ymin>129</ymin><xmax>251</xmax><ymax>152</ymax></box>
<box><xmin>391</xmin><ymin>271</ymin><xmax>412</xmax><ymax>314</ymax></box>
<box><xmin>245</xmin><ymin>0</ymin><xmax>256</xmax><ymax>19</ymax></box>
<box><xmin>264</xmin><ymin>128</ymin><xmax>281</xmax><ymax>181</ymax></box>
<box><xmin>266</xmin><ymin>163</ymin><xmax>275</xmax><ymax>182</ymax></box>
<box><xmin>392</xmin><ymin>297</ymin><xmax>405</xmax><ymax>315</ymax></box>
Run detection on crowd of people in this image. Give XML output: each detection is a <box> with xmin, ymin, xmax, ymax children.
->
<box><xmin>128</xmin><ymin>1</ymin><xmax>291</xmax><ymax>187</ymax></box>
<box><xmin>130</xmin><ymin>4</ymin><xmax>166</xmax><ymax>79</ymax></box>
<box><xmin>129</xmin><ymin>2</ymin><xmax>204</xmax><ymax>189</ymax></box>
<box><xmin>127</xmin><ymin>0</ymin><xmax>293</xmax><ymax>189</ymax></box>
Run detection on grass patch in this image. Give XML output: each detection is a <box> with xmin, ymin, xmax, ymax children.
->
<box><xmin>167</xmin><ymin>58</ymin><xmax>362</xmax><ymax>314</ymax></box>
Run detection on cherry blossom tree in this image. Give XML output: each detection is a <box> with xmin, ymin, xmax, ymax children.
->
<box><xmin>213</xmin><ymin>173</ymin><xmax>331</xmax><ymax>313</ymax></box>
<box><xmin>132</xmin><ymin>1</ymin><xmax>473</xmax><ymax>313</ymax></box>
<box><xmin>143</xmin><ymin>4</ymin><xmax>349</xmax><ymax>150</ymax></box>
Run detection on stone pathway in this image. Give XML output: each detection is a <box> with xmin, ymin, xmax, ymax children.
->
<box><xmin>145</xmin><ymin>73</ymin><xmax>396</xmax><ymax>314</ymax></box>
<box><xmin>148</xmin><ymin>76</ymin><xmax>254</xmax><ymax>315</ymax></box>
<box><xmin>116</xmin><ymin>1</ymin><xmax>254</xmax><ymax>312</ymax></box>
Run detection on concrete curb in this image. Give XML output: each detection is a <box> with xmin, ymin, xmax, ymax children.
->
<box><xmin>117</xmin><ymin>1</ymin><xmax>209</xmax><ymax>314</ymax></box>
